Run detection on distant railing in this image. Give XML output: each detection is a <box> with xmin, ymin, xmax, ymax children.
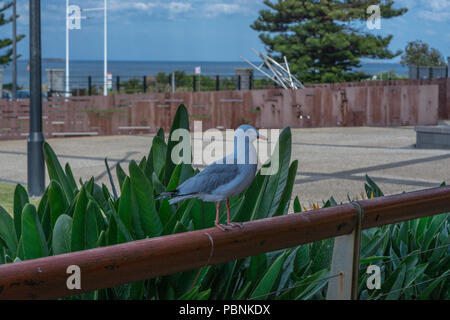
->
<box><xmin>45</xmin><ymin>74</ymin><xmax>276</xmax><ymax>97</ymax></box>
<box><xmin>0</xmin><ymin>186</ymin><xmax>449</xmax><ymax>300</ymax></box>
<box><xmin>409</xmin><ymin>65</ymin><xmax>449</xmax><ymax>80</ymax></box>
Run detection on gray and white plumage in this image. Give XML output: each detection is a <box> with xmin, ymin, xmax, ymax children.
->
<box><xmin>158</xmin><ymin>125</ymin><xmax>261</xmax><ymax>204</ymax></box>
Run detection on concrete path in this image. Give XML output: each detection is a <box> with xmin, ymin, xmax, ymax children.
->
<box><xmin>0</xmin><ymin>127</ymin><xmax>448</xmax><ymax>208</ymax></box>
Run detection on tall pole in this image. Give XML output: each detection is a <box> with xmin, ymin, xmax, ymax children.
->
<box><xmin>12</xmin><ymin>0</ymin><xmax>17</xmax><ymax>101</ymax></box>
<box><xmin>103</xmin><ymin>0</ymin><xmax>107</xmax><ymax>96</ymax></box>
<box><xmin>28</xmin><ymin>0</ymin><xmax>45</xmax><ymax>197</ymax></box>
<box><xmin>171</xmin><ymin>71</ymin><xmax>175</xmax><ymax>93</ymax></box>
<box><xmin>65</xmin><ymin>0</ymin><xmax>69</xmax><ymax>97</ymax></box>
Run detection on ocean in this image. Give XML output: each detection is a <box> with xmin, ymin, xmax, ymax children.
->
<box><xmin>0</xmin><ymin>60</ymin><xmax>408</xmax><ymax>89</ymax></box>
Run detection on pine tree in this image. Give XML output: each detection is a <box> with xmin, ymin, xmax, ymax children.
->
<box><xmin>0</xmin><ymin>1</ymin><xmax>25</xmax><ymax>66</ymax></box>
<box><xmin>251</xmin><ymin>0</ymin><xmax>407</xmax><ymax>83</ymax></box>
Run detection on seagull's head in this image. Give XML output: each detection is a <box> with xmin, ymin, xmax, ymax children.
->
<box><xmin>235</xmin><ymin>125</ymin><xmax>267</xmax><ymax>143</ymax></box>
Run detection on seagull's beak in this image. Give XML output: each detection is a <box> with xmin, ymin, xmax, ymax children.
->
<box><xmin>257</xmin><ymin>134</ymin><xmax>267</xmax><ymax>141</ymax></box>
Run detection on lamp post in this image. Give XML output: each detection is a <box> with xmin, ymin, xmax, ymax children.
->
<box><xmin>28</xmin><ymin>0</ymin><xmax>45</xmax><ymax>197</ymax></box>
<box><xmin>103</xmin><ymin>0</ymin><xmax>107</xmax><ymax>96</ymax></box>
<box><xmin>65</xmin><ymin>0</ymin><xmax>69</xmax><ymax>97</ymax></box>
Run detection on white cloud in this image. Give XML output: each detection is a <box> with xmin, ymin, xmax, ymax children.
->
<box><xmin>408</xmin><ymin>0</ymin><xmax>450</xmax><ymax>22</ymax></box>
<box><xmin>203</xmin><ymin>3</ymin><xmax>242</xmax><ymax>18</ymax></box>
<box><xmin>167</xmin><ymin>2</ymin><xmax>192</xmax><ymax>18</ymax></box>
<box><xmin>106</xmin><ymin>0</ymin><xmax>261</xmax><ymax>19</ymax></box>
<box><xmin>418</xmin><ymin>10</ymin><xmax>450</xmax><ymax>22</ymax></box>
<box><xmin>167</xmin><ymin>2</ymin><xmax>192</xmax><ymax>14</ymax></box>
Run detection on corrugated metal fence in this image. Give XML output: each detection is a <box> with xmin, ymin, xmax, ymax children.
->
<box><xmin>0</xmin><ymin>79</ymin><xmax>445</xmax><ymax>140</ymax></box>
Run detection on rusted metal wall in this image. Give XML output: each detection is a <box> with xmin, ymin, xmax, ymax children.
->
<box><xmin>0</xmin><ymin>81</ymin><xmax>441</xmax><ymax>140</ymax></box>
<box><xmin>308</xmin><ymin>78</ymin><xmax>448</xmax><ymax>120</ymax></box>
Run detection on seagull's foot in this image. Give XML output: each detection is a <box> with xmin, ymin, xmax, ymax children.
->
<box><xmin>215</xmin><ymin>223</ymin><xmax>232</xmax><ymax>232</ymax></box>
<box><xmin>229</xmin><ymin>222</ymin><xmax>243</xmax><ymax>229</ymax></box>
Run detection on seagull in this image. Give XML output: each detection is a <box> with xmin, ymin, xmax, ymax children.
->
<box><xmin>158</xmin><ymin>125</ymin><xmax>266</xmax><ymax>231</ymax></box>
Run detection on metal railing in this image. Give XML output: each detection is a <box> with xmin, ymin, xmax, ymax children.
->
<box><xmin>0</xmin><ymin>186</ymin><xmax>449</xmax><ymax>300</ymax></box>
<box><xmin>43</xmin><ymin>74</ymin><xmax>275</xmax><ymax>97</ymax></box>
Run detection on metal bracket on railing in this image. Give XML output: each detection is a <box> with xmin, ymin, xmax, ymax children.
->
<box><xmin>326</xmin><ymin>202</ymin><xmax>363</xmax><ymax>300</ymax></box>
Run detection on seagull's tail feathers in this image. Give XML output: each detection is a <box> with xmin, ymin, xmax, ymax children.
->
<box><xmin>168</xmin><ymin>194</ymin><xmax>197</xmax><ymax>205</ymax></box>
<box><xmin>156</xmin><ymin>190</ymin><xmax>198</xmax><ymax>205</ymax></box>
<box><xmin>155</xmin><ymin>190</ymin><xmax>179</xmax><ymax>201</ymax></box>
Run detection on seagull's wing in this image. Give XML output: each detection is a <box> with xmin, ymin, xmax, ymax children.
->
<box><xmin>177</xmin><ymin>162</ymin><xmax>240</xmax><ymax>196</ymax></box>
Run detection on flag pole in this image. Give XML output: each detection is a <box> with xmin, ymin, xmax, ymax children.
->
<box><xmin>103</xmin><ymin>0</ymin><xmax>107</xmax><ymax>96</ymax></box>
<box><xmin>65</xmin><ymin>0</ymin><xmax>70</xmax><ymax>97</ymax></box>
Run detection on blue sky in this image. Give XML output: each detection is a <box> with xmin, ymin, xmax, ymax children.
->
<box><xmin>4</xmin><ymin>0</ymin><xmax>450</xmax><ymax>62</ymax></box>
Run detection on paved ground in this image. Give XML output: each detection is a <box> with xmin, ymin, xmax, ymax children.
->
<box><xmin>0</xmin><ymin>127</ymin><xmax>449</xmax><ymax>209</ymax></box>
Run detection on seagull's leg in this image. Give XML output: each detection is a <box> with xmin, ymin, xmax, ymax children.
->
<box><xmin>227</xmin><ymin>198</ymin><xmax>243</xmax><ymax>229</ymax></box>
<box><xmin>215</xmin><ymin>201</ymin><xmax>230</xmax><ymax>231</ymax></box>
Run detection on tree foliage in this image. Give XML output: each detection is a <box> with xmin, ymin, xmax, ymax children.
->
<box><xmin>251</xmin><ymin>0</ymin><xmax>407</xmax><ymax>83</ymax></box>
<box><xmin>400</xmin><ymin>40</ymin><xmax>446</xmax><ymax>67</ymax></box>
<box><xmin>0</xmin><ymin>1</ymin><xmax>25</xmax><ymax>66</ymax></box>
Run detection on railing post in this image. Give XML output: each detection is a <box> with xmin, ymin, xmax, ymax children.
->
<box><xmin>116</xmin><ymin>76</ymin><xmax>120</xmax><ymax>93</ymax></box>
<box><xmin>326</xmin><ymin>202</ymin><xmax>363</xmax><ymax>300</ymax></box>
<box><xmin>171</xmin><ymin>72</ymin><xmax>175</xmax><ymax>93</ymax></box>
<box><xmin>88</xmin><ymin>76</ymin><xmax>92</xmax><ymax>96</ymax></box>
<box><xmin>216</xmin><ymin>75</ymin><xmax>220</xmax><ymax>91</ymax></box>
<box><xmin>193</xmin><ymin>75</ymin><xmax>196</xmax><ymax>92</ymax></box>
<box><xmin>143</xmin><ymin>76</ymin><xmax>147</xmax><ymax>93</ymax></box>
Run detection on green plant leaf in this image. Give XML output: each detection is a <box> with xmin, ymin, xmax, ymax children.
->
<box><xmin>13</xmin><ymin>184</ymin><xmax>29</xmax><ymax>240</ymax></box>
<box><xmin>423</xmin><ymin>213</ymin><xmax>449</xmax><ymax>250</ymax></box>
<box><xmin>52</xmin><ymin>214</ymin><xmax>72</xmax><ymax>255</ymax></box>
<box><xmin>139</xmin><ymin>156</ymin><xmax>147</xmax><ymax>172</ymax></box>
<box><xmin>117</xmin><ymin>177</ymin><xmax>134</xmax><ymax>242</ymax></box>
<box><xmin>248</xmin><ymin>254</ymin><xmax>267</xmax><ymax>285</ymax></box>
<box><xmin>274</xmin><ymin>160</ymin><xmax>298</xmax><ymax>216</ymax></box>
<box><xmin>165</xmin><ymin>104</ymin><xmax>190</xmax><ymax>184</ymax></box>
<box><xmin>65</xmin><ymin>163</ymin><xmax>78</xmax><ymax>194</ymax></box>
<box><xmin>233</xmin><ymin>171</ymin><xmax>267</xmax><ymax>223</ymax></box>
<box><xmin>129</xmin><ymin>160</ymin><xmax>163</xmax><ymax>237</ymax></box>
<box><xmin>419</xmin><ymin>271</ymin><xmax>449</xmax><ymax>299</ymax></box>
<box><xmin>0</xmin><ymin>205</ymin><xmax>18</xmax><ymax>254</ymax></box>
<box><xmin>48</xmin><ymin>180</ymin><xmax>69</xmax><ymax>229</ymax></box>
<box><xmin>293</xmin><ymin>196</ymin><xmax>302</xmax><ymax>213</ymax></box>
<box><xmin>254</xmin><ymin>127</ymin><xmax>292</xmax><ymax>219</ymax></box>
<box><xmin>104</xmin><ymin>158</ymin><xmax>118</xmax><ymax>199</ymax></box>
<box><xmin>167</xmin><ymin>163</ymin><xmax>182</xmax><ymax>191</ymax></box>
<box><xmin>116</xmin><ymin>162</ymin><xmax>127</xmax><ymax>191</ymax></box>
<box><xmin>250</xmin><ymin>252</ymin><xmax>287</xmax><ymax>300</ymax></box>
<box><xmin>359</xmin><ymin>256</ymin><xmax>389</xmax><ymax>265</ymax></box>
<box><xmin>43</xmin><ymin>142</ymin><xmax>74</xmax><ymax>202</ymax></box>
<box><xmin>21</xmin><ymin>204</ymin><xmax>48</xmax><ymax>260</ymax></box>
<box><xmin>85</xmin><ymin>201</ymin><xmax>100</xmax><ymax>250</ymax></box>
<box><xmin>152</xmin><ymin>172</ymin><xmax>166</xmax><ymax>195</ymax></box>
<box><xmin>71</xmin><ymin>186</ymin><xmax>89</xmax><ymax>252</ymax></box>
<box><xmin>365</xmin><ymin>175</ymin><xmax>384</xmax><ymax>197</ymax></box>
<box><xmin>382</xmin><ymin>264</ymin><xmax>406</xmax><ymax>300</ymax></box>
<box><xmin>149</xmin><ymin>136</ymin><xmax>167</xmax><ymax>178</ymax></box>
<box><xmin>294</xmin><ymin>269</ymin><xmax>329</xmax><ymax>300</ymax></box>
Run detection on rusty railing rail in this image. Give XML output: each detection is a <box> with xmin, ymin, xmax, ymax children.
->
<box><xmin>0</xmin><ymin>186</ymin><xmax>449</xmax><ymax>299</ymax></box>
